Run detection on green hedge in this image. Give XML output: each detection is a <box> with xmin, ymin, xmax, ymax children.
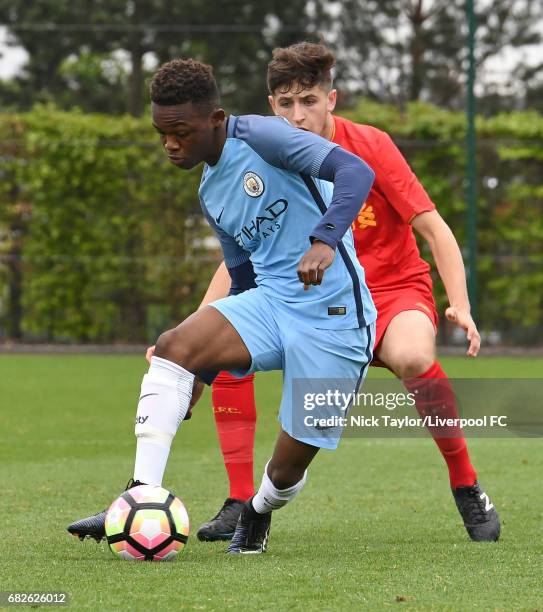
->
<box><xmin>0</xmin><ymin>103</ymin><xmax>542</xmax><ymax>343</ymax></box>
<box><xmin>0</xmin><ymin>106</ymin><xmax>216</xmax><ymax>342</ymax></box>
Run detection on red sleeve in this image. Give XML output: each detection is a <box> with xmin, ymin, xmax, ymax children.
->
<box><xmin>370</xmin><ymin>130</ymin><xmax>435</xmax><ymax>223</ymax></box>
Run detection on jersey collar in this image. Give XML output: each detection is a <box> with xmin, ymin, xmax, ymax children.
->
<box><xmin>226</xmin><ymin>115</ymin><xmax>238</xmax><ymax>138</ymax></box>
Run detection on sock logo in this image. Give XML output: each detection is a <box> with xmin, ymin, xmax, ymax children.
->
<box><xmin>135</xmin><ymin>416</ymin><xmax>149</xmax><ymax>425</ymax></box>
<box><xmin>139</xmin><ymin>393</ymin><xmax>158</xmax><ymax>401</ymax></box>
<box><xmin>479</xmin><ymin>492</ymin><xmax>494</xmax><ymax>511</ymax></box>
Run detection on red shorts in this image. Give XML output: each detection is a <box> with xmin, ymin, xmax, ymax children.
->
<box><xmin>371</xmin><ymin>282</ymin><xmax>438</xmax><ymax>367</ymax></box>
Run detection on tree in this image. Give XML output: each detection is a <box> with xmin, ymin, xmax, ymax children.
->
<box><xmin>316</xmin><ymin>0</ymin><xmax>542</xmax><ymax>111</ymax></box>
<box><xmin>0</xmin><ymin>0</ymin><xmax>115</xmax><ymax>108</ymax></box>
<box><xmin>0</xmin><ymin>0</ymin><xmax>312</xmax><ymax>116</ymax></box>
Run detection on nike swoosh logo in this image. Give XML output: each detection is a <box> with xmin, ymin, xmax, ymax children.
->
<box><xmin>139</xmin><ymin>393</ymin><xmax>159</xmax><ymax>401</ymax></box>
<box><xmin>215</xmin><ymin>207</ymin><xmax>225</xmax><ymax>224</ymax></box>
<box><xmin>315</xmin><ymin>424</ymin><xmax>335</xmax><ymax>431</ymax></box>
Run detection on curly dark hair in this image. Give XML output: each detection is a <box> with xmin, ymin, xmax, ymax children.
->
<box><xmin>267</xmin><ymin>42</ymin><xmax>335</xmax><ymax>95</ymax></box>
<box><xmin>150</xmin><ymin>58</ymin><xmax>220</xmax><ymax>112</ymax></box>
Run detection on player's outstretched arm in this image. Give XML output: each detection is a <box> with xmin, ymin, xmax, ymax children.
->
<box><xmin>197</xmin><ymin>261</ymin><xmax>232</xmax><ymax>307</ymax></box>
<box><xmin>412</xmin><ymin>210</ymin><xmax>481</xmax><ymax>357</ymax></box>
<box><xmin>232</xmin><ymin>116</ymin><xmax>374</xmax><ymax>289</ymax></box>
<box><xmin>296</xmin><ymin>146</ymin><xmax>375</xmax><ymax>290</ymax></box>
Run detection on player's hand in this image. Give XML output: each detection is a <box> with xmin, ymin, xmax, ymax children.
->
<box><xmin>297</xmin><ymin>240</ymin><xmax>335</xmax><ymax>290</ymax></box>
<box><xmin>445</xmin><ymin>306</ymin><xmax>481</xmax><ymax>357</ymax></box>
<box><xmin>145</xmin><ymin>345</ymin><xmax>156</xmax><ymax>364</ymax></box>
<box><xmin>184</xmin><ymin>379</ymin><xmax>205</xmax><ymax>420</ymax></box>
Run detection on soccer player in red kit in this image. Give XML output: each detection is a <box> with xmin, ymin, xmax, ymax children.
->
<box><xmin>148</xmin><ymin>42</ymin><xmax>500</xmax><ymax>543</ymax></box>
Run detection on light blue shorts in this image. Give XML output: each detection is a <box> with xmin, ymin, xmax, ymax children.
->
<box><xmin>210</xmin><ymin>287</ymin><xmax>375</xmax><ymax>449</ymax></box>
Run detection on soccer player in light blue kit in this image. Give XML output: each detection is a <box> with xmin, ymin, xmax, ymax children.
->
<box><xmin>68</xmin><ymin>58</ymin><xmax>376</xmax><ymax>554</ymax></box>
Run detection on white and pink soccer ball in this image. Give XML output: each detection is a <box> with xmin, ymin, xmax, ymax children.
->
<box><xmin>105</xmin><ymin>485</ymin><xmax>189</xmax><ymax>561</ymax></box>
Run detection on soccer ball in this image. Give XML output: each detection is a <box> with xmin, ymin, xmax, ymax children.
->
<box><xmin>105</xmin><ymin>485</ymin><xmax>189</xmax><ymax>561</ymax></box>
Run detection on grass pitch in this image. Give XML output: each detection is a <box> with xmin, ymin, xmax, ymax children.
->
<box><xmin>1</xmin><ymin>355</ymin><xmax>542</xmax><ymax>610</ymax></box>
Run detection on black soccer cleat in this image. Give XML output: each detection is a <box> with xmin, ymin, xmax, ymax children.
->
<box><xmin>452</xmin><ymin>481</ymin><xmax>500</xmax><ymax>542</ymax></box>
<box><xmin>196</xmin><ymin>498</ymin><xmax>245</xmax><ymax>542</ymax></box>
<box><xmin>67</xmin><ymin>509</ymin><xmax>108</xmax><ymax>542</ymax></box>
<box><xmin>226</xmin><ymin>498</ymin><xmax>271</xmax><ymax>554</ymax></box>
<box><xmin>67</xmin><ymin>478</ymin><xmax>143</xmax><ymax>542</ymax></box>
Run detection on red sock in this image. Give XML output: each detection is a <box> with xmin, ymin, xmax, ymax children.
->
<box><xmin>403</xmin><ymin>362</ymin><xmax>477</xmax><ymax>489</ymax></box>
<box><xmin>212</xmin><ymin>371</ymin><xmax>256</xmax><ymax>501</ymax></box>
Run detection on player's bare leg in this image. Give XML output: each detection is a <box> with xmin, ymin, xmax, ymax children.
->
<box><xmin>376</xmin><ymin>309</ymin><xmax>500</xmax><ymax>542</ymax></box>
<box><xmin>228</xmin><ymin>431</ymin><xmax>319</xmax><ymax>554</ymax></box>
<box><xmin>376</xmin><ymin>310</ymin><xmax>435</xmax><ymax>379</ymax></box>
<box><xmin>266</xmin><ymin>430</ymin><xmax>320</xmax><ymax>488</ymax></box>
<box><xmin>154</xmin><ymin>305</ymin><xmax>252</xmax><ymax>373</ymax></box>
<box><xmin>68</xmin><ymin>306</ymin><xmax>251</xmax><ymax>541</ymax></box>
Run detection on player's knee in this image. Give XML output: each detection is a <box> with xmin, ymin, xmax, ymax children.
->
<box><xmin>155</xmin><ymin>328</ymin><xmax>182</xmax><ymax>360</ymax></box>
<box><xmin>395</xmin><ymin>350</ymin><xmax>434</xmax><ymax>378</ymax></box>
<box><xmin>154</xmin><ymin>327</ymin><xmax>197</xmax><ymax>370</ymax></box>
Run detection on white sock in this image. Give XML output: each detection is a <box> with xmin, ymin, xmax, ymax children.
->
<box><xmin>252</xmin><ymin>461</ymin><xmax>307</xmax><ymax>514</ymax></box>
<box><xmin>133</xmin><ymin>356</ymin><xmax>194</xmax><ymax>485</ymax></box>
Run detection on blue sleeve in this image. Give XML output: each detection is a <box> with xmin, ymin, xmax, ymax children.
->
<box><xmin>228</xmin><ymin>260</ymin><xmax>257</xmax><ymax>296</ymax></box>
<box><xmin>200</xmin><ymin>197</ymin><xmax>256</xmax><ymax>295</ymax></box>
<box><xmin>309</xmin><ymin>147</ymin><xmax>375</xmax><ymax>250</ymax></box>
<box><xmin>230</xmin><ymin>115</ymin><xmax>338</xmax><ymax>176</ymax></box>
<box><xmin>231</xmin><ymin>115</ymin><xmax>375</xmax><ymax>250</ymax></box>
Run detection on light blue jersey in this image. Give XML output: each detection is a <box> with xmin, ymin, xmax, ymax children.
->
<box><xmin>199</xmin><ymin>114</ymin><xmax>377</xmax><ymax>448</ymax></box>
<box><xmin>199</xmin><ymin>114</ymin><xmax>377</xmax><ymax>330</ymax></box>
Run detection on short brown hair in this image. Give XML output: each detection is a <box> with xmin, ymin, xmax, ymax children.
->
<box><xmin>267</xmin><ymin>42</ymin><xmax>335</xmax><ymax>95</ymax></box>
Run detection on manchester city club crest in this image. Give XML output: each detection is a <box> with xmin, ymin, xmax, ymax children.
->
<box><xmin>243</xmin><ymin>171</ymin><xmax>265</xmax><ymax>197</ymax></box>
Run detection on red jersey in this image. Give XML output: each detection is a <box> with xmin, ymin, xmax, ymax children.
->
<box><xmin>332</xmin><ymin>115</ymin><xmax>435</xmax><ymax>294</ymax></box>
